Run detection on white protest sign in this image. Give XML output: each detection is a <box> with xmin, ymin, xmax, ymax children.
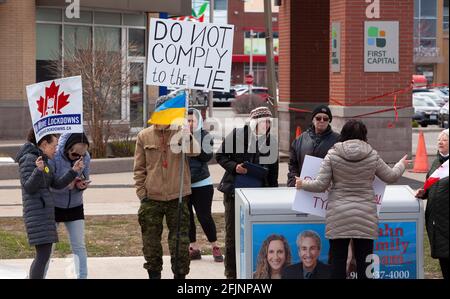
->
<box><xmin>146</xmin><ymin>18</ymin><xmax>234</xmax><ymax>92</ymax></box>
<box><xmin>292</xmin><ymin>155</ymin><xmax>387</xmax><ymax>217</ymax></box>
<box><xmin>26</xmin><ymin>76</ymin><xmax>83</xmax><ymax>142</ymax></box>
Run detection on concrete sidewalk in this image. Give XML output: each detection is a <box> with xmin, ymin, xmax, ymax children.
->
<box><xmin>0</xmin><ymin>256</ymin><xmax>225</xmax><ymax>279</ymax></box>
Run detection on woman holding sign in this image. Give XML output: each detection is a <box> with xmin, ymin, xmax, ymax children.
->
<box><xmin>295</xmin><ymin>120</ymin><xmax>409</xmax><ymax>279</ymax></box>
<box><xmin>415</xmin><ymin>129</ymin><xmax>449</xmax><ymax>279</ymax></box>
<box><xmin>15</xmin><ymin>129</ymin><xmax>84</xmax><ymax>279</ymax></box>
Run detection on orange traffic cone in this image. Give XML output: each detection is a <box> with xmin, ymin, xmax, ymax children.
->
<box><xmin>411</xmin><ymin>130</ymin><xmax>429</xmax><ymax>173</ymax></box>
<box><xmin>295</xmin><ymin>126</ymin><xmax>302</xmax><ymax>138</ymax></box>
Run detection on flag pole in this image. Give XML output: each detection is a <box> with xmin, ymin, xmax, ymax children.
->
<box><xmin>174</xmin><ymin>84</ymin><xmax>190</xmax><ymax>278</ymax></box>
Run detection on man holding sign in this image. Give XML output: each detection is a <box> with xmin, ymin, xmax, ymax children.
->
<box><xmin>295</xmin><ymin>120</ymin><xmax>409</xmax><ymax>279</ymax></box>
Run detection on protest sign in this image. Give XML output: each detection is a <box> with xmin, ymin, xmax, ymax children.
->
<box><xmin>26</xmin><ymin>76</ymin><xmax>83</xmax><ymax>142</ymax></box>
<box><xmin>146</xmin><ymin>18</ymin><xmax>234</xmax><ymax>92</ymax></box>
<box><xmin>292</xmin><ymin>155</ymin><xmax>386</xmax><ymax>217</ymax></box>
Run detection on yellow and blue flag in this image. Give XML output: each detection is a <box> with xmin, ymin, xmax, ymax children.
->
<box><xmin>148</xmin><ymin>91</ymin><xmax>187</xmax><ymax>125</ymax></box>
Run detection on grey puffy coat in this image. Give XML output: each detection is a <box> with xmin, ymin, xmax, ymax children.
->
<box><xmin>15</xmin><ymin>143</ymin><xmax>78</xmax><ymax>246</ymax></box>
<box><xmin>301</xmin><ymin>140</ymin><xmax>406</xmax><ymax>240</ymax></box>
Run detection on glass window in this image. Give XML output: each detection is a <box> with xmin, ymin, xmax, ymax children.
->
<box><xmin>418</xmin><ymin>19</ymin><xmax>437</xmax><ymax>38</ymax></box>
<box><xmin>95</xmin><ymin>27</ymin><xmax>121</xmax><ymax>52</ymax></box>
<box><xmin>94</xmin><ymin>12</ymin><xmax>121</xmax><ymax>25</ymax></box>
<box><xmin>421</xmin><ymin>0</ymin><xmax>437</xmax><ymax>17</ymax></box>
<box><xmin>36</xmin><ymin>24</ymin><xmax>61</xmax><ymax>82</ymax></box>
<box><xmin>129</xmin><ymin>28</ymin><xmax>145</xmax><ymax>57</ymax></box>
<box><xmin>36</xmin><ymin>8</ymin><xmax>62</xmax><ymax>22</ymax></box>
<box><xmin>420</xmin><ymin>39</ymin><xmax>436</xmax><ymax>48</ymax></box>
<box><xmin>444</xmin><ymin>0</ymin><xmax>449</xmax><ymax>31</ymax></box>
<box><xmin>64</xmin><ymin>10</ymin><xmax>92</xmax><ymax>23</ymax></box>
<box><xmin>130</xmin><ymin>63</ymin><xmax>144</xmax><ymax>127</ymax></box>
<box><xmin>414</xmin><ymin>0</ymin><xmax>420</xmax><ymax>18</ymax></box>
<box><xmin>64</xmin><ymin>25</ymin><xmax>91</xmax><ymax>56</ymax></box>
<box><xmin>215</xmin><ymin>0</ymin><xmax>228</xmax><ymax>10</ymax></box>
<box><xmin>37</xmin><ymin>24</ymin><xmax>61</xmax><ymax>60</ymax></box>
<box><xmin>123</xmin><ymin>14</ymin><xmax>147</xmax><ymax>27</ymax></box>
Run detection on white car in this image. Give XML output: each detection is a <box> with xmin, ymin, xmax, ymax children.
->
<box><xmin>413</xmin><ymin>96</ymin><xmax>441</xmax><ymax>127</ymax></box>
<box><xmin>414</xmin><ymin>92</ymin><xmax>446</xmax><ymax>107</ymax></box>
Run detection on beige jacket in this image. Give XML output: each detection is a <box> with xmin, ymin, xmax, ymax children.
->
<box><xmin>133</xmin><ymin>126</ymin><xmax>200</xmax><ymax>201</ymax></box>
<box><xmin>302</xmin><ymin>140</ymin><xmax>406</xmax><ymax>240</ymax></box>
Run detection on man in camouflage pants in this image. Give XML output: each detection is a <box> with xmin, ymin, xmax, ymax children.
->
<box><xmin>134</xmin><ymin>123</ymin><xmax>199</xmax><ymax>279</ymax></box>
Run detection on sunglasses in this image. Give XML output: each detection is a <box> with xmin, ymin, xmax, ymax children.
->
<box><xmin>315</xmin><ymin>116</ymin><xmax>330</xmax><ymax>122</ymax></box>
<box><xmin>69</xmin><ymin>152</ymin><xmax>85</xmax><ymax>159</ymax></box>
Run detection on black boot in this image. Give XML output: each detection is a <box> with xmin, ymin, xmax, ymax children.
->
<box><xmin>147</xmin><ymin>270</ymin><xmax>161</xmax><ymax>279</ymax></box>
<box><xmin>174</xmin><ymin>274</ymin><xmax>186</xmax><ymax>279</ymax></box>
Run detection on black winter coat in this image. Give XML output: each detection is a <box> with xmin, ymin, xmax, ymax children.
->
<box><xmin>287</xmin><ymin>126</ymin><xmax>340</xmax><ymax>187</ymax></box>
<box><xmin>424</xmin><ymin>154</ymin><xmax>449</xmax><ymax>259</ymax></box>
<box><xmin>189</xmin><ymin>129</ymin><xmax>214</xmax><ymax>184</ymax></box>
<box><xmin>16</xmin><ymin>143</ymin><xmax>77</xmax><ymax>246</ymax></box>
<box><xmin>216</xmin><ymin>125</ymin><xmax>279</xmax><ymax>195</ymax></box>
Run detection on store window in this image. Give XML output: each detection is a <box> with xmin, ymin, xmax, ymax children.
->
<box><xmin>415</xmin><ymin>64</ymin><xmax>435</xmax><ymax>84</ymax></box>
<box><xmin>36</xmin><ymin>8</ymin><xmax>147</xmax><ymax>126</ymax></box>
<box><xmin>414</xmin><ymin>0</ymin><xmax>438</xmax><ymax>53</ymax></box>
<box><xmin>36</xmin><ymin>24</ymin><xmax>61</xmax><ymax>83</ymax></box>
<box><xmin>444</xmin><ymin>0</ymin><xmax>449</xmax><ymax>32</ymax></box>
<box><xmin>244</xmin><ymin>31</ymin><xmax>279</xmax><ymax>55</ymax></box>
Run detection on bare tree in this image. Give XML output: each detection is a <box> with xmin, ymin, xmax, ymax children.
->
<box><xmin>50</xmin><ymin>40</ymin><xmax>140</xmax><ymax>158</ymax></box>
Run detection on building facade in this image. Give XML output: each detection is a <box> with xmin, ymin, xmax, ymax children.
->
<box><xmin>414</xmin><ymin>0</ymin><xmax>449</xmax><ymax>85</ymax></box>
<box><xmin>0</xmin><ymin>0</ymin><xmax>190</xmax><ymax>139</ymax></box>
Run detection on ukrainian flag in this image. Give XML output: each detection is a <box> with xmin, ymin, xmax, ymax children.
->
<box><xmin>148</xmin><ymin>92</ymin><xmax>187</xmax><ymax>125</ymax></box>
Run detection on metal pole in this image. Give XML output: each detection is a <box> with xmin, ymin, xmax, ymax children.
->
<box><xmin>264</xmin><ymin>0</ymin><xmax>278</xmax><ymax>118</ymax></box>
<box><xmin>175</xmin><ymin>89</ymin><xmax>189</xmax><ymax>277</ymax></box>
<box><xmin>249</xmin><ymin>29</ymin><xmax>254</xmax><ymax>95</ymax></box>
<box><xmin>207</xmin><ymin>0</ymin><xmax>214</xmax><ymax>118</ymax></box>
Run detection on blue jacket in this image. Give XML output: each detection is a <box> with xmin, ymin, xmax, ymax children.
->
<box><xmin>48</xmin><ymin>133</ymin><xmax>91</xmax><ymax>209</ymax></box>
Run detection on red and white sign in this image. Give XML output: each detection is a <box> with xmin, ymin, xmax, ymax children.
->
<box><xmin>292</xmin><ymin>155</ymin><xmax>386</xmax><ymax>217</ymax></box>
<box><xmin>423</xmin><ymin>160</ymin><xmax>449</xmax><ymax>191</ymax></box>
<box><xmin>245</xmin><ymin>74</ymin><xmax>254</xmax><ymax>85</ymax></box>
<box><xmin>26</xmin><ymin>76</ymin><xmax>83</xmax><ymax>142</ymax></box>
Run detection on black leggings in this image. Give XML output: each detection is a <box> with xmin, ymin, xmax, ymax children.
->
<box><xmin>188</xmin><ymin>185</ymin><xmax>217</xmax><ymax>243</ymax></box>
<box><xmin>29</xmin><ymin>243</ymin><xmax>53</xmax><ymax>279</ymax></box>
<box><xmin>439</xmin><ymin>258</ymin><xmax>448</xmax><ymax>279</ymax></box>
<box><xmin>329</xmin><ymin>238</ymin><xmax>374</xmax><ymax>279</ymax></box>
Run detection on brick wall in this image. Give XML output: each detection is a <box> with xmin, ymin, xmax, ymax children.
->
<box><xmin>0</xmin><ymin>0</ymin><xmax>36</xmax><ymax>139</ymax></box>
<box><xmin>279</xmin><ymin>0</ymin><xmax>330</xmax><ymax>104</ymax></box>
<box><xmin>330</xmin><ymin>0</ymin><xmax>414</xmax><ymax>107</ymax></box>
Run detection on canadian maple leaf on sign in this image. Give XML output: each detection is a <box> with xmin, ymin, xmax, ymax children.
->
<box><xmin>36</xmin><ymin>81</ymin><xmax>70</xmax><ymax>117</ymax></box>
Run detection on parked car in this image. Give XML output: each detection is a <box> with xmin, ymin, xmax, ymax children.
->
<box><xmin>413</xmin><ymin>96</ymin><xmax>441</xmax><ymax>127</ymax></box>
<box><xmin>213</xmin><ymin>88</ymin><xmax>237</xmax><ymax>106</ymax></box>
<box><xmin>432</xmin><ymin>87</ymin><xmax>449</xmax><ymax>102</ymax></box>
<box><xmin>238</xmin><ymin>86</ymin><xmax>270</xmax><ymax>100</ymax></box>
<box><xmin>413</xmin><ymin>90</ymin><xmax>446</xmax><ymax>107</ymax></box>
<box><xmin>438</xmin><ymin>102</ymin><xmax>449</xmax><ymax>129</ymax></box>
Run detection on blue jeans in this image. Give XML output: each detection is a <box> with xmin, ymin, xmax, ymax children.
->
<box><xmin>45</xmin><ymin>220</ymin><xmax>88</xmax><ymax>279</ymax></box>
<box><xmin>63</xmin><ymin>220</ymin><xmax>88</xmax><ymax>279</ymax></box>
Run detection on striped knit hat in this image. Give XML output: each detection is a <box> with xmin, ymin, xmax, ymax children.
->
<box><xmin>249</xmin><ymin>106</ymin><xmax>272</xmax><ymax>119</ymax></box>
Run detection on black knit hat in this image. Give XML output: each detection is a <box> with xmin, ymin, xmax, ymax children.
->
<box><xmin>64</xmin><ymin>133</ymin><xmax>89</xmax><ymax>152</ymax></box>
<box><xmin>311</xmin><ymin>105</ymin><xmax>332</xmax><ymax>123</ymax></box>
